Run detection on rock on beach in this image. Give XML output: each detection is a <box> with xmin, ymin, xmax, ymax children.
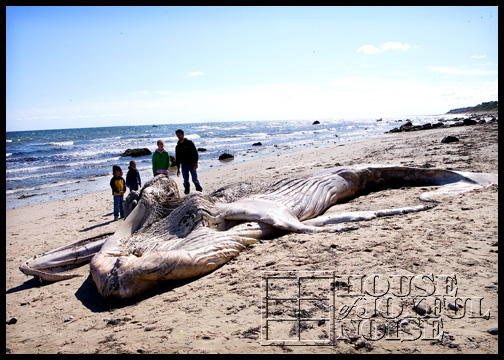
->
<box><xmin>121</xmin><ymin>148</ymin><xmax>152</xmax><ymax>157</ymax></box>
<box><xmin>386</xmin><ymin>113</ymin><xmax>498</xmax><ymax>134</ymax></box>
<box><xmin>441</xmin><ymin>136</ymin><xmax>459</xmax><ymax>144</ymax></box>
<box><xmin>218</xmin><ymin>153</ymin><xmax>235</xmax><ymax>160</ymax></box>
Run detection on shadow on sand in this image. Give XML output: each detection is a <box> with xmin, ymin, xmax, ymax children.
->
<box><xmin>74</xmin><ymin>274</ymin><xmax>207</xmax><ymax>312</ymax></box>
<box><xmin>79</xmin><ymin>220</ymin><xmax>117</xmax><ymax>232</ymax></box>
<box><xmin>6</xmin><ymin>277</ymin><xmax>45</xmax><ymax>294</ymax></box>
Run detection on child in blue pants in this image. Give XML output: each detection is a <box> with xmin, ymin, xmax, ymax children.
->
<box><xmin>126</xmin><ymin>160</ymin><xmax>142</xmax><ymax>192</ymax></box>
<box><xmin>110</xmin><ymin>165</ymin><xmax>126</xmax><ymax>220</ymax></box>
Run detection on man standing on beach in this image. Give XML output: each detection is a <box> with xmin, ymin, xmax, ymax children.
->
<box><xmin>175</xmin><ymin>129</ymin><xmax>202</xmax><ymax>195</ymax></box>
<box><xmin>152</xmin><ymin>140</ymin><xmax>171</xmax><ymax>176</ymax></box>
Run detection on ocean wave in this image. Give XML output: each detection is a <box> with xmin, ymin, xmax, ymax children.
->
<box><xmin>6</xmin><ymin>178</ymin><xmax>80</xmax><ymax>195</ymax></box>
<box><xmin>185</xmin><ymin>134</ymin><xmax>201</xmax><ymax>140</ymax></box>
<box><xmin>5</xmin><ymin>155</ymin><xmax>121</xmax><ymax>174</ymax></box>
<box><xmin>6</xmin><ymin>169</ymin><xmax>75</xmax><ymax>182</ymax></box>
<box><xmin>7</xmin><ymin>148</ymin><xmax>61</xmax><ymax>158</ymax></box>
<box><xmin>53</xmin><ymin>148</ymin><xmax>123</xmax><ymax>158</ymax></box>
<box><xmin>202</xmin><ymin>137</ymin><xmax>243</xmax><ymax>144</ymax></box>
<box><xmin>48</xmin><ymin>141</ymin><xmax>74</xmax><ymax>146</ymax></box>
<box><xmin>193</xmin><ymin>125</ymin><xmax>220</xmax><ymax>131</ymax></box>
<box><xmin>6</xmin><ymin>156</ymin><xmax>39</xmax><ymax>163</ymax></box>
<box><xmin>6</xmin><ymin>163</ymin><xmax>69</xmax><ymax>174</ymax></box>
<box><xmin>51</xmin><ymin>157</ymin><xmax>117</xmax><ymax>168</ymax></box>
<box><xmin>223</xmin><ymin>126</ymin><xmax>248</xmax><ymax>130</ymax></box>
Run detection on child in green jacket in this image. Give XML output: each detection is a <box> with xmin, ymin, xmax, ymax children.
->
<box><xmin>152</xmin><ymin>139</ymin><xmax>171</xmax><ymax>176</ymax></box>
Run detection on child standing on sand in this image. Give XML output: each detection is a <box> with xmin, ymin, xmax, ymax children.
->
<box><xmin>126</xmin><ymin>160</ymin><xmax>142</xmax><ymax>192</ymax></box>
<box><xmin>152</xmin><ymin>139</ymin><xmax>171</xmax><ymax>176</ymax></box>
<box><xmin>110</xmin><ymin>165</ymin><xmax>126</xmax><ymax>221</ymax></box>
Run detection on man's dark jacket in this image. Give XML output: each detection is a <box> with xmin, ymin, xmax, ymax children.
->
<box><xmin>175</xmin><ymin>139</ymin><xmax>198</xmax><ymax>168</ymax></box>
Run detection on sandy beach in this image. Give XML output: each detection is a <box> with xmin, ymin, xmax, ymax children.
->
<box><xmin>6</xmin><ymin>120</ymin><xmax>498</xmax><ymax>354</ymax></box>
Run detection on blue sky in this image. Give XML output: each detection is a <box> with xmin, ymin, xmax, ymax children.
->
<box><xmin>6</xmin><ymin>6</ymin><xmax>498</xmax><ymax>131</ymax></box>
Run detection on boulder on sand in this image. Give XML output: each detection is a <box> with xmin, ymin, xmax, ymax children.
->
<box><xmin>441</xmin><ymin>136</ymin><xmax>459</xmax><ymax>144</ymax></box>
<box><xmin>121</xmin><ymin>148</ymin><xmax>152</xmax><ymax>157</ymax></box>
<box><xmin>218</xmin><ymin>153</ymin><xmax>234</xmax><ymax>160</ymax></box>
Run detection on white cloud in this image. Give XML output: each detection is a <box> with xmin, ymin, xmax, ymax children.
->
<box><xmin>380</xmin><ymin>42</ymin><xmax>411</xmax><ymax>51</ymax></box>
<box><xmin>357</xmin><ymin>42</ymin><xmax>410</xmax><ymax>54</ymax></box>
<box><xmin>471</xmin><ymin>55</ymin><xmax>487</xmax><ymax>59</ymax></box>
<box><xmin>188</xmin><ymin>71</ymin><xmax>204</xmax><ymax>76</ymax></box>
<box><xmin>427</xmin><ymin>66</ymin><xmax>497</xmax><ymax>76</ymax></box>
<box><xmin>356</xmin><ymin>44</ymin><xmax>381</xmax><ymax>54</ymax></box>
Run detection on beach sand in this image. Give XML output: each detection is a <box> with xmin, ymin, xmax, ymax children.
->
<box><xmin>6</xmin><ymin>121</ymin><xmax>498</xmax><ymax>354</ymax></box>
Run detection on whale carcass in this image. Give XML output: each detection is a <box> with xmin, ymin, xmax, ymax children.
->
<box><xmin>19</xmin><ymin>165</ymin><xmax>498</xmax><ymax>299</ymax></box>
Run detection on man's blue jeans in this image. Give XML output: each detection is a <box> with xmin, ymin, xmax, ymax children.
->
<box><xmin>113</xmin><ymin>194</ymin><xmax>124</xmax><ymax>219</ymax></box>
<box><xmin>181</xmin><ymin>163</ymin><xmax>202</xmax><ymax>193</ymax></box>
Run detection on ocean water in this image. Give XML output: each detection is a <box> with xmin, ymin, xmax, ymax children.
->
<box><xmin>6</xmin><ymin>115</ymin><xmax>457</xmax><ymax>209</ymax></box>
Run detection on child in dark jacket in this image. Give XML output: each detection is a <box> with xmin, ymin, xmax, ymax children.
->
<box><xmin>126</xmin><ymin>160</ymin><xmax>142</xmax><ymax>192</ymax></box>
<box><xmin>110</xmin><ymin>165</ymin><xmax>126</xmax><ymax>220</ymax></box>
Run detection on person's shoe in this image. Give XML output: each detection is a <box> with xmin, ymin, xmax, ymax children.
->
<box><xmin>196</xmin><ymin>187</ymin><xmax>203</xmax><ymax>192</ymax></box>
<box><xmin>184</xmin><ymin>189</ymin><xmax>190</xmax><ymax>195</ymax></box>
<box><xmin>114</xmin><ymin>216</ymin><xmax>118</xmax><ymax>221</ymax></box>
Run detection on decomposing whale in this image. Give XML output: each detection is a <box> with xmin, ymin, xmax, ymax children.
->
<box><xmin>19</xmin><ymin>165</ymin><xmax>498</xmax><ymax>299</ymax></box>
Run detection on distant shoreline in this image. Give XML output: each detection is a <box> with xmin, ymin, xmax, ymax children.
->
<box><xmin>446</xmin><ymin>110</ymin><xmax>498</xmax><ymax>116</ymax></box>
<box><xmin>445</xmin><ymin>101</ymin><xmax>498</xmax><ymax>115</ymax></box>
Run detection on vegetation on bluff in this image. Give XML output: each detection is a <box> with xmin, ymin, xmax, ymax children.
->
<box><xmin>446</xmin><ymin>101</ymin><xmax>498</xmax><ymax>114</ymax></box>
